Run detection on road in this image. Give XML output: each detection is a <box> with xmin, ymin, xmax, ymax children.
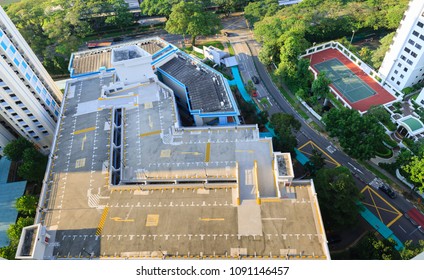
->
<box><xmin>223</xmin><ymin>16</ymin><xmax>423</xmax><ymax>244</ymax></box>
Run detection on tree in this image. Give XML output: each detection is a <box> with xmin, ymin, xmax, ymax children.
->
<box><xmin>305</xmin><ymin>149</ymin><xmax>326</xmax><ymax>176</ymax></box>
<box><xmin>105</xmin><ymin>0</ymin><xmax>134</xmax><ymax>30</ymax></box>
<box><xmin>400</xmin><ymin>240</ymin><xmax>424</xmax><ymax>260</ymax></box>
<box><xmin>402</xmin><ymin>156</ymin><xmax>424</xmax><ymax>193</ymax></box>
<box><xmin>212</xmin><ymin>0</ymin><xmax>247</xmax><ymax>16</ymax></box>
<box><xmin>16</xmin><ymin>195</ymin><xmax>38</xmax><ymax>217</ymax></box>
<box><xmin>367</xmin><ymin>105</ymin><xmax>391</xmax><ymax>124</ymax></box>
<box><xmin>165</xmin><ymin>1</ymin><xmax>222</xmax><ymax>46</ymax></box>
<box><xmin>323</xmin><ymin>108</ymin><xmax>386</xmax><ymax>161</ymax></box>
<box><xmin>140</xmin><ymin>0</ymin><xmax>181</xmax><ymax>17</ymax></box>
<box><xmin>270</xmin><ymin>113</ymin><xmax>301</xmax><ymax>155</ymax></box>
<box><xmin>0</xmin><ymin>245</ymin><xmax>16</xmax><ymax>260</ymax></box>
<box><xmin>3</xmin><ymin>137</ymin><xmax>34</xmax><ymax>162</ymax></box>
<box><xmin>244</xmin><ymin>0</ymin><xmax>280</xmax><ymax>26</ymax></box>
<box><xmin>295</xmin><ymin>58</ymin><xmax>313</xmax><ymax>92</ymax></box>
<box><xmin>311</xmin><ymin>72</ymin><xmax>331</xmax><ymax>105</ymax></box>
<box><xmin>314</xmin><ymin>167</ymin><xmax>362</xmax><ymax>230</ymax></box>
<box><xmin>371</xmin><ymin>32</ymin><xmax>395</xmax><ymax>69</ymax></box>
<box><xmin>7</xmin><ymin>217</ymin><xmax>34</xmax><ymax>247</ymax></box>
<box><xmin>17</xmin><ymin>148</ymin><xmax>48</xmax><ymax>183</ymax></box>
<box><xmin>350</xmin><ymin>233</ymin><xmax>401</xmax><ymax>260</ymax></box>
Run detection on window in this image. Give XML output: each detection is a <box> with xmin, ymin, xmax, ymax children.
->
<box><xmin>33</xmin><ymin>136</ymin><xmax>40</xmax><ymax>140</ymax></box>
<box><xmin>398</xmin><ymin>62</ymin><xmax>402</xmax><ymax>67</ymax></box>
<box><xmin>404</xmin><ymin>47</ymin><xmax>411</xmax><ymax>53</ymax></box>
<box><xmin>394</xmin><ymin>70</ymin><xmax>399</xmax><ymax>74</ymax></box>
<box><xmin>391</xmin><ymin>77</ymin><xmax>395</xmax><ymax>81</ymax></box>
<box><xmin>42</xmin><ymin>145</ymin><xmax>48</xmax><ymax>149</ymax></box>
<box><xmin>1</xmin><ymin>41</ymin><xmax>7</xmax><ymax>50</ymax></box>
<box><xmin>409</xmin><ymin>39</ymin><xmax>416</xmax><ymax>45</ymax></box>
<box><xmin>416</xmin><ymin>43</ymin><xmax>422</xmax><ymax>50</ymax></box>
<box><xmin>420</xmin><ymin>34</ymin><xmax>424</xmax><ymax>41</ymax></box>
<box><xmin>404</xmin><ymin>67</ymin><xmax>409</xmax><ymax>72</ymax></box>
<box><xmin>21</xmin><ymin>61</ymin><xmax>27</xmax><ymax>69</ymax></box>
<box><xmin>418</xmin><ymin>21</ymin><xmax>424</xmax><ymax>28</ymax></box>
<box><xmin>413</xmin><ymin>31</ymin><xmax>420</xmax><ymax>37</ymax></box>
<box><xmin>400</xmin><ymin>74</ymin><xmax>404</xmax><ymax>79</ymax></box>
<box><xmin>42</xmin><ymin>131</ymin><xmax>48</xmax><ymax>135</ymax></box>
<box><xmin>9</xmin><ymin>45</ymin><xmax>16</xmax><ymax>53</ymax></box>
<box><xmin>396</xmin><ymin>81</ymin><xmax>401</xmax><ymax>85</ymax></box>
<box><xmin>411</xmin><ymin>51</ymin><xmax>418</xmax><ymax>58</ymax></box>
<box><xmin>400</xmin><ymin>55</ymin><xmax>406</xmax><ymax>61</ymax></box>
<box><xmin>407</xmin><ymin>59</ymin><xmax>413</xmax><ymax>65</ymax></box>
<box><xmin>13</xmin><ymin>58</ymin><xmax>19</xmax><ymax>66</ymax></box>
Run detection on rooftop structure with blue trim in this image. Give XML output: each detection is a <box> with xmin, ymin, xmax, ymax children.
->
<box><xmin>69</xmin><ymin>37</ymin><xmax>239</xmax><ymax>126</ymax></box>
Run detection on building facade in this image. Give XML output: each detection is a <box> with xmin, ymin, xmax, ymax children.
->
<box><xmin>379</xmin><ymin>0</ymin><xmax>424</xmax><ymax>91</ymax></box>
<box><xmin>0</xmin><ymin>7</ymin><xmax>62</xmax><ymax>154</ymax></box>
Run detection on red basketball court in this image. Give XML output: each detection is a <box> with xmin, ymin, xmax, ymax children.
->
<box><xmin>306</xmin><ymin>48</ymin><xmax>396</xmax><ymax>112</ymax></box>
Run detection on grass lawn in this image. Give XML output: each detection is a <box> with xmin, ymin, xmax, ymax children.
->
<box><xmin>227</xmin><ymin>42</ymin><xmax>235</xmax><ymax>56</ymax></box>
<box><xmin>194</xmin><ymin>40</ymin><xmax>224</xmax><ymax>50</ymax></box>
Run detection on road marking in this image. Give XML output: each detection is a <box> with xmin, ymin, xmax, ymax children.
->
<box><xmin>110</xmin><ymin>217</ymin><xmax>134</xmax><ymax>222</ymax></box>
<box><xmin>360</xmin><ymin>185</ymin><xmax>402</xmax><ymax>227</ymax></box>
<box><xmin>298</xmin><ymin>140</ymin><xmax>340</xmax><ymax>167</ymax></box>
<box><xmin>236</xmin><ymin>150</ymin><xmax>254</xmax><ymax>153</ymax></box>
<box><xmin>146</xmin><ymin>214</ymin><xmax>159</xmax><ymax>227</ymax></box>
<box><xmin>399</xmin><ymin>225</ymin><xmax>407</xmax><ymax>233</ymax></box>
<box><xmin>178</xmin><ymin>152</ymin><xmax>202</xmax><ymax>156</ymax></box>
<box><xmin>139</xmin><ymin>130</ymin><xmax>161</xmax><ymax>137</ymax></box>
<box><xmin>81</xmin><ymin>134</ymin><xmax>87</xmax><ymax>151</ymax></box>
<box><xmin>75</xmin><ymin>158</ymin><xmax>86</xmax><ymax>168</ymax></box>
<box><xmin>73</xmin><ymin>126</ymin><xmax>95</xmax><ymax>135</ymax></box>
<box><xmin>148</xmin><ymin>115</ymin><xmax>153</xmax><ymax>129</ymax></box>
<box><xmin>205</xmin><ymin>143</ymin><xmax>211</xmax><ymax>162</ymax></box>
<box><xmin>361</xmin><ymin>202</ymin><xmax>400</xmax><ymax>214</ymax></box>
<box><xmin>261</xmin><ymin>218</ymin><xmax>287</xmax><ymax>221</ymax></box>
<box><xmin>199</xmin><ymin>218</ymin><xmax>225</xmax><ymax>221</ymax></box>
<box><xmin>96</xmin><ymin>207</ymin><xmax>109</xmax><ymax>235</ymax></box>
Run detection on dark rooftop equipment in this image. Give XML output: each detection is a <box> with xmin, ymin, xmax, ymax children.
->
<box><xmin>159</xmin><ymin>54</ymin><xmax>233</xmax><ymax>113</ymax></box>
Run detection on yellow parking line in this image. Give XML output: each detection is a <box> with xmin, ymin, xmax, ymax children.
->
<box><xmin>139</xmin><ymin>130</ymin><xmax>161</xmax><ymax>137</ymax></box>
<box><xmin>205</xmin><ymin>143</ymin><xmax>211</xmax><ymax>162</ymax></box>
<box><xmin>199</xmin><ymin>218</ymin><xmax>224</xmax><ymax>221</ymax></box>
<box><xmin>73</xmin><ymin>126</ymin><xmax>95</xmax><ymax>135</ymax></box>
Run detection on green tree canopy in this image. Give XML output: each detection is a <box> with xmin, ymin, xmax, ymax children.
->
<box><xmin>323</xmin><ymin>108</ymin><xmax>386</xmax><ymax>161</ymax></box>
<box><xmin>311</xmin><ymin>72</ymin><xmax>331</xmax><ymax>100</ymax></box>
<box><xmin>367</xmin><ymin>105</ymin><xmax>391</xmax><ymax>124</ymax></box>
<box><xmin>3</xmin><ymin>137</ymin><xmax>34</xmax><ymax>162</ymax></box>
<box><xmin>140</xmin><ymin>0</ymin><xmax>180</xmax><ymax>17</ymax></box>
<box><xmin>244</xmin><ymin>0</ymin><xmax>280</xmax><ymax>26</ymax></box>
<box><xmin>17</xmin><ymin>148</ymin><xmax>48</xmax><ymax>183</ymax></box>
<box><xmin>7</xmin><ymin>216</ymin><xmax>34</xmax><ymax>247</ymax></box>
<box><xmin>400</xmin><ymin>240</ymin><xmax>424</xmax><ymax>260</ymax></box>
<box><xmin>371</xmin><ymin>32</ymin><xmax>395</xmax><ymax>69</ymax></box>
<box><xmin>402</xmin><ymin>156</ymin><xmax>424</xmax><ymax>193</ymax></box>
<box><xmin>305</xmin><ymin>149</ymin><xmax>326</xmax><ymax>176</ymax></box>
<box><xmin>165</xmin><ymin>1</ymin><xmax>222</xmax><ymax>45</ymax></box>
<box><xmin>350</xmin><ymin>232</ymin><xmax>401</xmax><ymax>260</ymax></box>
<box><xmin>16</xmin><ymin>195</ymin><xmax>38</xmax><ymax>217</ymax></box>
<box><xmin>270</xmin><ymin>113</ymin><xmax>301</xmax><ymax>155</ymax></box>
<box><xmin>314</xmin><ymin>167</ymin><xmax>362</xmax><ymax>230</ymax></box>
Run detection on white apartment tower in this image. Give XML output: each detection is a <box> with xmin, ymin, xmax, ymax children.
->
<box><xmin>0</xmin><ymin>6</ymin><xmax>62</xmax><ymax>154</ymax></box>
<box><xmin>379</xmin><ymin>0</ymin><xmax>424</xmax><ymax>91</ymax></box>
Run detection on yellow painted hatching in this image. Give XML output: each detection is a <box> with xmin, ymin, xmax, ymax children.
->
<box><xmin>96</xmin><ymin>207</ymin><xmax>109</xmax><ymax>235</ymax></box>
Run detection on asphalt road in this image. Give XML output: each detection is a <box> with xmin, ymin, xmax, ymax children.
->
<box><xmin>223</xmin><ymin>17</ymin><xmax>423</xmax><ymax>244</ymax></box>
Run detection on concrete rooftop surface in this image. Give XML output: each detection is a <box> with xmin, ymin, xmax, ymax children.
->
<box><xmin>17</xmin><ymin>38</ymin><xmax>329</xmax><ymax>260</ymax></box>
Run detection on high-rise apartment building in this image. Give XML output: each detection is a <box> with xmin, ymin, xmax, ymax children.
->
<box><xmin>0</xmin><ymin>6</ymin><xmax>62</xmax><ymax>154</ymax></box>
<box><xmin>379</xmin><ymin>0</ymin><xmax>424</xmax><ymax>91</ymax></box>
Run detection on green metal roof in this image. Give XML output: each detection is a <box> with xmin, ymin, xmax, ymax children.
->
<box><xmin>401</xmin><ymin>116</ymin><xmax>424</xmax><ymax>132</ymax></box>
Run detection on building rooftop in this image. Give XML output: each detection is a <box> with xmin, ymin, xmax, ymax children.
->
<box><xmin>159</xmin><ymin>53</ymin><xmax>234</xmax><ymax>113</ymax></box>
<box><xmin>70</xmin><ymin>37</ymin><xmax>170</xmax><ymax>76</ymax></box>
<box><xmin>20</xmin><ymin>39</ymin><xmax>329</xmax><ymax>260</ymax></box>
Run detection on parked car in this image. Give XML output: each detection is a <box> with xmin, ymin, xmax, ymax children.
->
<box><xmin>252</xmin><ymin>90</ymin><xmax>258</xmax><ymax>97</ymax></box>
<box><xmin>252</xmin><ymin>75</ymin><xmax>259</xmax><ymax>84</ymax></box>
<box><xmin>378</xmin><ymin>184</ymin><xmax>396</xmax><ymax>199</ymax></box>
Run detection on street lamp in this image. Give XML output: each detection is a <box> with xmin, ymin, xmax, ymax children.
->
<box><xmin>310</xmin><ymin>42</ymin><xmax>316</xmax><ymax>64</ymax></box>
<box><xmin>350</xmin><ymin>30</ymin><xmax>355</xmax><ymax>46</ymax></box>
